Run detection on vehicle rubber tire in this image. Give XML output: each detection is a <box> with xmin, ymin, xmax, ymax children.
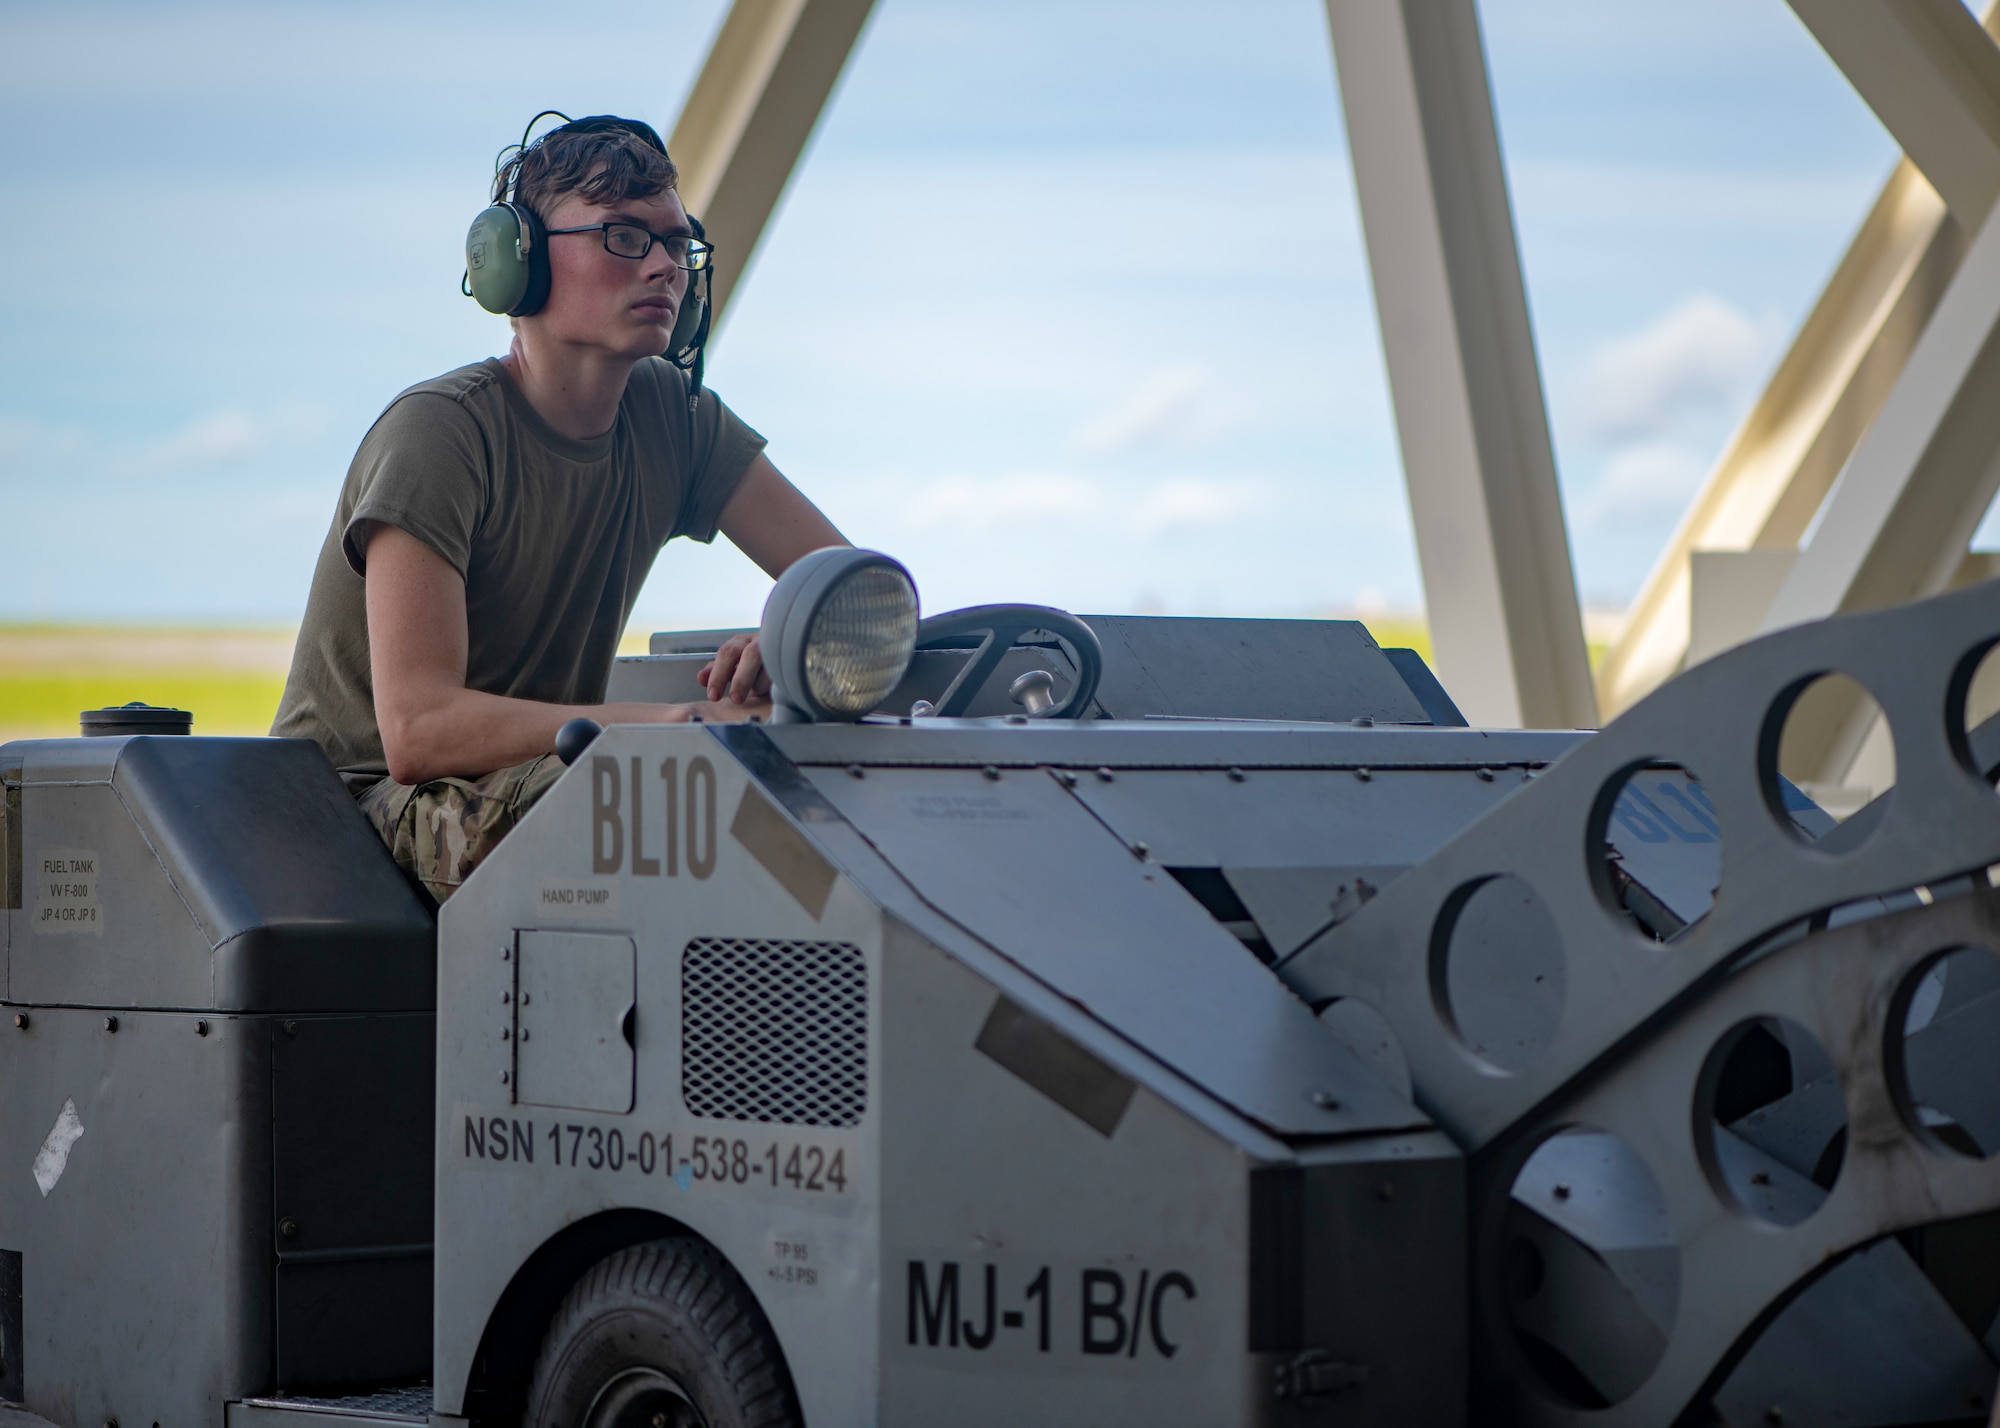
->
<box><xmin>525</xmin><ymin>1237</ymin><xmax>800</xmax><ymax>1428</ymax></box>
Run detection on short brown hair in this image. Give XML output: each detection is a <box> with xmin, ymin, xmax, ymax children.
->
<box><xmin>496</xmin><ymin>123</ymin><xmax>679</xmax><ymax>220</ymax></box>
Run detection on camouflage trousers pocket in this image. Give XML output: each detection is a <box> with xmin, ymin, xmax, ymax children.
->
<box><xmin>355</xmin><ymin>754</ymin><xmax>564</xmax><ymax>904</ymax></box>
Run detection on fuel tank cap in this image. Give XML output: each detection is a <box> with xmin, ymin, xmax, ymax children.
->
<box><xmin>80</xmin><ymin>702</ymin><xmax>192</xmax><ymax>737</ymax></box>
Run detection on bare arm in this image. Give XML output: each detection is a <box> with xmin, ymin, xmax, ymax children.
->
<box><xmin>365</xmin><ymin>523</ymin><xmax>763</xmax><ymax>785</ymax></box>
<box><xmin>719</xmin><ymin>451</ymin><xmax>848</xmax><ymax>577</ymax></box>
<box><xmin>700</xmin><ymin>454</ymin><xmax>852</xmax><ymax>701</ymax></box>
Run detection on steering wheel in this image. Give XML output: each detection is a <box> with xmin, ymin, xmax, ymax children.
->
<box><xmin>914</xmin><ymin>605</ymin><xmax>1104</xmax><ymax>719</ymax></box>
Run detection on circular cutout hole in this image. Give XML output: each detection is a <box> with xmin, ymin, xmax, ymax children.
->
<box><xmin>1892</xmin><ymin>945</ymin><xmax>2000</xmax><ymax>1158</ymax></box>
<box><xmin>1432</xmin><ymin>875</ymin><xmax>1565</xmax><ymax>1074</ymax></box>
<box><xmin>1955</xmin><ymin>639</ymin><xmax>2000</xmax><ymax>786</ymax></box>
<box><xmin>1595</xmin><ymin>763</ymin><xmax>1722</xmax><ymax>939</ymax></box>
<box><xmin>1697</xmin><ymin>1016</ymin><xmax>1847</xmax><ymax>1225</ymax></box>
<box><xmin>1503</xmin><ymin>1125</ymin><xmax>1679</xmax><ymax>1408</ymax></box>
<box><xmin>1766</xmin><ymin>672</ymin><xmax>1894</xmax><ymax>837</ymax></box>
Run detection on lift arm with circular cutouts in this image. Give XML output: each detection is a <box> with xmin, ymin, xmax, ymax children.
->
<box><xmin>1277</xmin><ymin>576</ymin><xmax>2000</xmax><ymax>1149</ymax></box>
<box><xmin>1273</xmin><ymin>576</ymin><xmax>2000</xmax><ymax>1426</ymax></box>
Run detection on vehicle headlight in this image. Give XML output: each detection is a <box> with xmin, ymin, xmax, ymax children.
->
<box><xmin>760</xmin><ymin>548</ymin><xmax>920</xmax><ymax>722</ymax></box>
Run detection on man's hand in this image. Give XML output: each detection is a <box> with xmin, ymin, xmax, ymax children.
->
<box><xmin>666</xmin><ymin>693</ymin><xmax>773</xmax><ymax>723</ymax></box>
<box><xmin>698</xmin><ymin>455</ymin><xmax>848</xmax><ymax>711</ymax></box>
<box><xmin>698</xmin><ymin>632</ymin><xmax>770</xmax><ymax>704</ymax></box>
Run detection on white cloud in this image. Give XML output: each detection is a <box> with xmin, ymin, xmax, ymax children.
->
<box><xmin>1069</xmin><ymin>365</ymin><xmax>1247</xmax><ymax>456</ymax></box>
<box><xmin>1129</xmin><ymin>476</ymin><xmax>1267</xmax><ymax>537</ymax></box>
<box><xmin>238</xmin><ymin>487</ymin><xmax>338</xmax><ymax>538</ymax></box>
<box><xmin>1574</xmin><ymin>294</ymin><xmax>1772</xmax><ymax>445</ymax></box>
<box><xmin>1576</xmin><ymin>441</ymin><xmax>1709</xmax><ymax>529</ymax></box>
<box><xmin>0</xmin><ymin>405</ymin><xmax>332</xmax><ymax>484</ymax></box>
<box><xmin>146</xmin><ymin>410</ymin><xmax>260</xmax><ymax>468</ymax></box>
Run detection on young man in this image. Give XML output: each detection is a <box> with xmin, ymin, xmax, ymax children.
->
<box><xmin>272</xmin><ymin>116</ymin><xmax>846</xmax><ymax>902</ymax></box>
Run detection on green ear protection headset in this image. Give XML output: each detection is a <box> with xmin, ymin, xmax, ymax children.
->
<box><xmin>463</xmin><ymin>111</ymin><xmax>713</xmax><ymax>404</ymax></box>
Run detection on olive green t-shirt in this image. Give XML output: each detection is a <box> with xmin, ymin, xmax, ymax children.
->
<box><xmin>271</xmin><ymin>356</ymin><xmax>766</xmax><ymax>777</ymax></box>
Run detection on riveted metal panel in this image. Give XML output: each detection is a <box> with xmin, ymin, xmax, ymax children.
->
<box><xmin>514</xmin><ymin>931</ymin><xmax>635</xmax><ymax>1115</ymax></box>
<box><xmin>1</xmin><ymin>737</ymin><xmax>432</xmax><ymax>1013</ymax></box>
<box><xmin>0</xmin><ymin>1008</ymin><xmax>275</xmax><ymax>1426</ymax></box>
<box><xmin>803</xmin><ymin>763</ymin><xmax>1422</xmax><ymax>1139</ymax></box>
<box><xmin>11</xmin><ymin>763</ymin><xmax>214</xmax><ymax>1009</ymax></box>
<box><xmin>1081</xmin><ymin>615</ymin><xmax>1432</xmax><ymax>724</ymax></box>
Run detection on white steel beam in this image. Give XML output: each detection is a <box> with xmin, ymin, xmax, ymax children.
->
<box><xmin>1324</xmin><ymin>0</ymin><xmax>1596</xmax><ymax>730</ymax></box>
<box><xmin>669</xmin><ymin>0</ymin><xmax>877</xmax><ymax>328</ymax></box>
<box><xmin>1594</xmin><ymin>164</ymin><xmax>1963</xmax><ymax>718</ymax></box>
<box><xmin>1728</xmin><ymin>3</ymin><xmax>2000</xmax><ymax>789</ymax></box>
<box><xmin>1599</xmin><ymin>1</ymin><xmax>2000</xmax><ymax>721</ymax></box>
<box><xmin>1787</xmin><ymin>0</ymin><xmax>2000</xmax><ymax>227</ymax></box>
<box><xmin>1760</xmin><ymin>203</ymin><xmax>2000</xmax><ymax>635</ymax></box>
<box><xmin>1759</xmin><ymin>202</ymin><xmax>2000</xmax><ymax>785</ymax></box>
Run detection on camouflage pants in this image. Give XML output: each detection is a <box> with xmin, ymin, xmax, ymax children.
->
<box><xmin>355</xmin><ymin>755</ymin><xmax>564</xmax><ymax>904</ymax></box>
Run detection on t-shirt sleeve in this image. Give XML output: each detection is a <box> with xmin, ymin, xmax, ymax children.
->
<box><xmin>670</xmin><ymin>380</ymin><xmax>768</xmax><ymax>545</ymax></box>
<box><xmin>339</xmin><ymin>393</ymin><xmax>488</xmax><ymax>577</ymax></box>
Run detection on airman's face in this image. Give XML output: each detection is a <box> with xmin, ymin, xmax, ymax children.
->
<box><xmin>530</xmin><ymin>186</ymin><xmax>690</xmax><ymax>359</ymax></box>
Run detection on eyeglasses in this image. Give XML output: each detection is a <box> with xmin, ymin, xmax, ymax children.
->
<box><xmin>546</xmin><ymin>222</ymin><xmax>715</xmax><ymax>271</ymax></box>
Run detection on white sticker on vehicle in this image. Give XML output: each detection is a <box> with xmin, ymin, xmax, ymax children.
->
<box><xmin>33</xmin><ymin>1098</ymin><xmax>84</xmax><ymax>1196</ymax></box>
<box><xmin>34</xmin><ymin>849</ymin><xmax>102</xmax><ymax>935</ymax></box>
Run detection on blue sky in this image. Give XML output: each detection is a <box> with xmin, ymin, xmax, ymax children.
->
<box><xmin>0</xmin><ymin>0</ymin><xmax>1914</xmax><ymax>630</ymax></box>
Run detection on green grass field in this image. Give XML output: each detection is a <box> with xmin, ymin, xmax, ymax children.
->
<box><xmin>0</xmin><ymin>626</ymin><xmax>299</xmax><ymax>741</ymax></box>
<box><xmin>0</xmin><ymin>624</ymin><xmax>672</xmax><ymax>741</ymax></box>
<box><xmin>0</xmin><ymin>671</ymin><xmax>291</xmax><ymax>739</ymax></box>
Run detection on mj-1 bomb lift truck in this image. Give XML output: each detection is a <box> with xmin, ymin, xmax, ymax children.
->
<box><xmin>4</xmin><ymin>546</ymin><xmax>2000</xmax><ymax>1428</ymax></box>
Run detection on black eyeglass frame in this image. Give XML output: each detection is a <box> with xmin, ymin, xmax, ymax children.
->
<box><xmin>546</xmin><ymin>222</ymin><xmax>715</xmax><ymax>271</ymax></box>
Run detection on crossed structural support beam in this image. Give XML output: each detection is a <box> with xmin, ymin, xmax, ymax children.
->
<box><xmin>667</xmin><ymin>0</ymin><xmax>2000</xmax><ymax>755</ymax></box>
<box><xmin>667</xmin><ymin>0</ymin><xmax>877</xmax><ymax>328</ymax></box>
<box><xmin>1321</xmin><ymin>0</ymin><xmax>1598</xmax><ymax>731</ymax></box>
<box><xmin>1602</xmin><ymin>0</ymin><xmax>2000</xmax><ymax>789</ymax></box>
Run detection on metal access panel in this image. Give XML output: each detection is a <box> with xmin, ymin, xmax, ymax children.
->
<box><xmin>513</xmin><ymin>931</ymin><xmax>636</xmax><ymax>1114</ymax></box>
<box><xmin>0</xmin><ymin>1009</ymin><xmax>440</xmax><ymax>1421</ymax></box>
<box><xmin>1081</xmin><ymin>615</ymin><xmax>1436</xmax><ymax>723</ymax></box>
<box><xmin>0</xmin><ymin>1007</ymin><xmax>276</xmax><ymax>1428</ymax></box>
<box><xmin>1060</xmin><ymin>764</ymin><xmax>1549</xmax><ymax>957</ymax></box>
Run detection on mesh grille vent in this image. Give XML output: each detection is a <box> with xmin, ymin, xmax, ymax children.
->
<box><xmin>682</xmin><ymin>938</ymin><xmax>867</xmax><ymax>1126</ymax></box>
